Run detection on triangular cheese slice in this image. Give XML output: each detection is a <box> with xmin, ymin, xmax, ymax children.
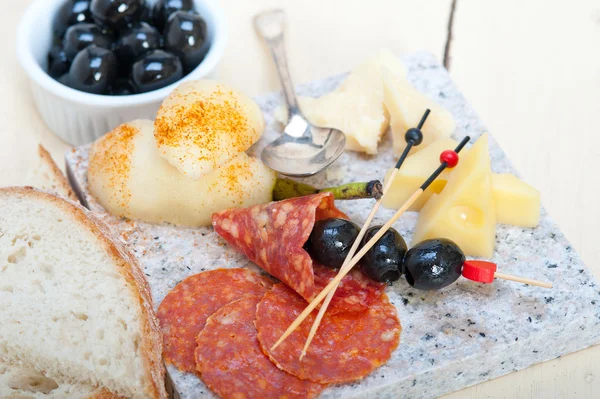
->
<box><xmin>382</xmin><ymin>67</ymin><xmax>456</xmax><ymax>157</ymax></box>
<box><xmin>412</xmin><ymin>134</ymin><xmax>496</xmax><ymax>257</ymax></box>
<box><xmin>275</xmin><ymin>49</ymin><xmax>407</xmax><ymax>154</ymax></box>
<box><xmin>298</xmin><ymin>93</ymin><xmax>388</xmax><ymax>154</ymax></box>
<box><xmin>382</xmin><ymin>138</ymin><xmax>458</xmax><ymax>211</ymax></box>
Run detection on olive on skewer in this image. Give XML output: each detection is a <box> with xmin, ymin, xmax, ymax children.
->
<box><xmin>305</xmin><ymin>217</ymin><xmax>408</xmax><ymax>283</ymax></box>
<box><xmin>358</xmin><ymin>226</ymin><xmax>407</xmax><ymax>283</ymax></box>
<box><xmin>304</xmin><ymin>217</ymin><xmax>550</xmax><ymax>290</ymax></box>
<box><xmin>306</xmin><ymin>218</ymin><xmax>360</xmax><ymax>269</ymax></box>
<box><xmin>403</xmin><ymin>239</ymin><xmax>465</xmax><ymax>290</ymax></box>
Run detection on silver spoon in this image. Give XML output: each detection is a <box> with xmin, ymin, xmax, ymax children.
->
<box><xmin>254</xmin><ymin>9</ymin><xmax>346</xmax><ymax>177</ymax></box>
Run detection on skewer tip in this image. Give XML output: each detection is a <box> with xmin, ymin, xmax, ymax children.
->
<box><xmin>534</xmin><ymin>281</ymin><xmax>553</xmax><ymax>289</ymax></box>
<box><xmin>416</xmin><ymin>109</ymin><xmax>431</xmax><ymax>130</ymax></box>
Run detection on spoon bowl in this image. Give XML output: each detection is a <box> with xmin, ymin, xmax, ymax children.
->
<box><xmin>254</xmin><ymin>9</ymin><xmax>346</xmax><ymax>177</ymax></box>
<box><xmin>261</xmin><ymin>116</ymin><xmax>346</xmax><ymax>177</ymax></box>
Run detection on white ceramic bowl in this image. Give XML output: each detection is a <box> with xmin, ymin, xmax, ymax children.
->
<box><xmin>17</xmin><ymin>0</ymin><xmax>227</xmax><ymax>145</ymax></box>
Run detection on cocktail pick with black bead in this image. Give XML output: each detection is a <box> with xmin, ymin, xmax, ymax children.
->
<box><xmin>275</xmin><ymin>134</ymin><xmax>472</xmax><ymax>355</ymax></box>
<box><xmin>297</xmin><ymin>109</ymin><xmax>431</xmax><ymax>360</ymax></box>
<box><xmin>394</xmin><ymin>108</ymin><xmax>429</xmax><ymax>169</ymax></box>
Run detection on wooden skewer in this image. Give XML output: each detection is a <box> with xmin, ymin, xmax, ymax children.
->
<box><xmin>272</xmin><ymin>137</ymin><xmax>471</xmax><ymax>351</ymax></box>
<box><xmin>271</xmin><ymin>189</ymin><xmax>424</xmax><ymax>351</ymax></box>
<box><xmin>299</xmin><ymin>194</ymin><xmax>383</xmax><ymax>360</ymax></box>
<box><xmin>494</xmin><ymin>272</ymin><xmax>553</xmax><ymax>288</ymax></box>
<box><xmin>462</xmin><ymin>256</ymin><xmax>553</xmax><ymax>288</ymax></box>
<box><xmin>298</xmin><ymin>110</ymin><xmax>431</xmax><ymax>360</ymax></box>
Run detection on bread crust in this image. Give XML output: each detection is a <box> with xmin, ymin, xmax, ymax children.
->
<box><xmin>37</xmin><ymin>145</ymin><xmax>78</xmax><ymax>202</ymax></box>
<box><xmin>0</xmin><ymin>187</ymin><xmax>167</xmax><ymax>399</ymax></box>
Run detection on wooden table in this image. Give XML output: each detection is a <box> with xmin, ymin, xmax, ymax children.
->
<box><xmin>2</xmin><ymin>0</ymin><xmax>599</xmax><ymax>397</ymax></box>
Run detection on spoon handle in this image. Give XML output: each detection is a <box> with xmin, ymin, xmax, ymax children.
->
<box><xmin>254</xmin><ymin>9</ymin><xmax>301</xmax><ymax>115</ymax></box>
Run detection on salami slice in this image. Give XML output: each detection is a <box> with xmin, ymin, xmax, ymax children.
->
<box><xmin>212</xmin><ymin>192</ymin><xmax>349</xmax><ymax>302</ymax></box>
<box><xmin>194</xmin><ymin>296</ymin><xmax>323</xmax><ymax>399</ymax></box>
<box><xmin>256</xmin><ymin>284</ymin><xmax>401</xmax><ymax>384</ymax></box>
<box><xmin>312</xmin><ymin>263</ymin><xmax>385</xmax><ymax>315</ymax></box>
<box><xmin>157</xmin><ymin>268</ymin><xmax>273</xmax><ymax>373</ymax></box>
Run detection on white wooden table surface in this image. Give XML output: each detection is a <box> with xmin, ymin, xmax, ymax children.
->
<box><xmin>1</xmin><ymin>0</ymin><xmax>599</xmax><ymax>397</ymax></box>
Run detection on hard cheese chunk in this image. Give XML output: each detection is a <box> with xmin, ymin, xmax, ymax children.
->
<box><xmin>382</xmin><ymin>67</ymin><xmax>455</xmax><ymax>157</ymax></box>
<box><xmin>492</xmin><ymin>173</ymin><xmax>540</xmax><ymax>227</ymax></box>
<box><xmin>382</xmin><ymin>138</ymin><xmax>542</xmax><ymax>228</ymax></box>
<box><xmin>298</xmin><ymin>93</ymin><xmax>388</xmax><ymax>154</ymax></box>
<box><xmin>413</xmin><ymin>134</ymin><xmax>496</xmax><ymax>258</ymax></box>
<box><xmin>382</xmin><ymin>138</ymin><xmax>458</xmax><ymax>211</ymax></box>
<box><xmin>276</xmin><ymin>49</ymin><xmax>406</xmax><ymax>154</ymax></box>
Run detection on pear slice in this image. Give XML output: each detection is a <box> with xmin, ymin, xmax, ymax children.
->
<box><xmin>412</xmin><ymin>134</ymin><xmax>496</xmax><ymax>258</ymax></box>
<box><xmin>382</xmin><ymin>138</ymin><xmax>459</xmax><ymax>211</ymax></box>
<box><xmin>382</xmin><ymin>67</ymin><xmax>456</xmax><ymax>157</ymax></box>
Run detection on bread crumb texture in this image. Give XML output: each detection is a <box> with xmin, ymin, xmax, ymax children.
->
<box><xmin>0</xmin><ymin>188</ymin><xmax>166</xmax><ymax>399</ymax></box>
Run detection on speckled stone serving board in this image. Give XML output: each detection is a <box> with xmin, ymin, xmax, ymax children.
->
<box><xmin>65</xmin><ymin>52</ymin><xmax>600</xmax><ymax>399</ymax></box>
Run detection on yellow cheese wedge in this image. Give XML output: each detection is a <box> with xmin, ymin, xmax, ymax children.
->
<box><xmin>382</xmin><ymin>138</ymin><xmax>458</xmax><ymax>211</ymax></box>
<box><xmin>298</xmin><ymin>93</ymin><xmax>388</xmax><ymax>154</ymax></box>
<box><xmin>382</xmin><ymin>139</ymin><xmax>542</xmax><ymax>228</ymax></box>
<box><xmin>275</xmin><ymin>49</ymin><xmax>406</xmax><ymax>154</ymax></box>
<box><xmin>412</xmin><ymin>134</ymin><xmax>496</xmax><ymax>258</ymax></box>
<box><xmin>492</xmin><ymin>173</ymin><xmax>540</xmax><ymax>227</ymax></box>
<box><xmin>382</xmin><ymin>67</ymin><xmax>456</xmax><ymax>157</ymax></box>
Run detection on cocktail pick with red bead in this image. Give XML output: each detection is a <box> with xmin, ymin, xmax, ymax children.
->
<box><xmin>273</xmin><ymin>134</ymin><xmax>471</xmax><ymax>354</ymax></box>
<box><xmin>298</xmin><ymin>109</ymin><xmax>431</xmax><ymax>360</ymax></box>
<box><xmin>462</xmin><ymin>260</ymin><xmax>552</xmax><ymax>288</ymax></box>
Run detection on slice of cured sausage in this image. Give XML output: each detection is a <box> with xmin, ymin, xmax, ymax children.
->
<box><xmin>256</xmin><ymin>284</ymin><xmax>401</xmax><ymax>384</ymax></box>
<box><xmin>312</xmin><ymin>263</ymin><xmax>384</xmax><ymax>315</ymax></box>
<box><xmin>213</xmin><ymin>192</ymin><xmax>384</xmax><ymax>314</ymax></box>
<box><xmin>194</xmin><ymin>296</ymin><xmax>323</xmax><ymax>399</ymax></box>
<box><xmin>157</xmin><ymin>268</ymin><xmax>273</xmax><ymax>373</ymax></box>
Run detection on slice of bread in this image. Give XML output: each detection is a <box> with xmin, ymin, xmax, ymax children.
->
<box><xmin>0</xmin><ymin>187</ymin><xmax>167</xmax><ymax>399</ymax></box>
<box><xmin>0</xmin><ymin>359</ymin><xmax>122</xmax><ymax>398</ymax></box>
<box><xmin>25</xmin><ymin>145</ymin><xmax>77</xmax><ymax>202</ymax></box>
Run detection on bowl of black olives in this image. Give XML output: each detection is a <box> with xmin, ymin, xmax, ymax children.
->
<box><xmin>17</xmin><ymin>0</ymin><xmax>227</xmax><ymax>145</ymax></box>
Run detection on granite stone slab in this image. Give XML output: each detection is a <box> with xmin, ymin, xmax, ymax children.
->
<box><xmin>65</xmin><ymin>52</ymin><xmax>600</xmax><ymax>399</ymax></box>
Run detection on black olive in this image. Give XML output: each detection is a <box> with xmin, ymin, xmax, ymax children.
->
<box><xmin>138</xmin><ymin>2</ymin><xmax>154</xmax><ymax>25</ymax></box>
<box><xmin>58</xmin><ymin>73</ymin><xmax>70</xmax><ymax>86</ymax></box>
<box><xmin>114</xmin><ymin>22</ymin><xmax>161</xmax><ymax>67</ymax></box>
<box><xmin>63</xmin><ymin>23</ymin><xmax>113</xmax><ymax>60</ymax></box>
<box><xmin>164</xmin><ymin>11</ymin><xmax>209</xmax><ymax>73</ymax></box>
<box><xmin>306</xmin><ymin>218</ymin><xmax>360</xmax><ymax>269</ymax></box>
<box><xmin>53</xmin><ymin>0</ymin><xmax>93</xmax><ymax>38</ymax></box>
<box><xmin>403</xmin><ymin>238</ymin><xmax>465</xmax><ymax>290</ymax></box>
<box><xmin>130</xmin><ymin>50</ymin><xmax>183</xmax><ymax>93</ymax></box>
<box><xmin>108</xmin><ymin>78</ymin><xmax>135</xmax><ymax>95</ymax></box>
<box><xmin>358</xmin><ymin>226</ymin><xmax>407</xmax><ymax>283</ymax></box>
<box><xmin>66</xmin><ymin>46</ymin><xmax>117</xmax><ymax>94</ymax></box>
<box><xmin>48</xmin><ymin>42</ymin><xmax>71</xmax><ymax>78</ymax></box>
<box><xmin>153</xmin><ymin>0</ymin><xmax>194</xmax><ymax>31</ymax></box>
<box><xmin>90</xmin><ymin>0</ymin><xmax>144</xmax><ymax>30</ymax></box>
